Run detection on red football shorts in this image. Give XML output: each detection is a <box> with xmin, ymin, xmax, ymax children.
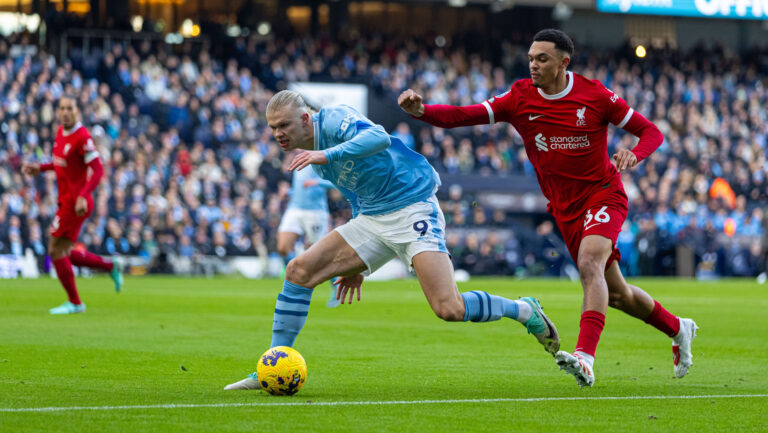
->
<box><xmin>50</xmin><ymin>199</ymin><xmax>92</xmax><ymax>242</ymax></box>
<box><xmin>553</xmin><ymin>190</ymin><xmax>628</xmax><ymax>270</ymax></box>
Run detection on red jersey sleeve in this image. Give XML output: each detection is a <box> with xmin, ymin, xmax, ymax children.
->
<box><xmin>418</xmin><ymin>84</ymin><xmax>518</xmax><ymax>128</ymax></box>
<box><xmin>596</xmin><ymin>82</ymin><xmax>663</xmax><ymax>162</ymax></box>
<box><xmin>596</xmin><ymin>83</ymin><xmax>633</xmax><ymax>128</ymax></box>
<box><xmin>485</xmin><ymin>86</ymin><xmax>518</xmax><ymax>125</ymax></box>
<box><xmin>76</xmin><ymin>129</ymin><xmax>100</xmax><ymax>164</ymax></box>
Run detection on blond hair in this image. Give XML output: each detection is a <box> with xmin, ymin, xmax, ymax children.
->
<box><xmin>266</xmin><ymin>90</ymin><xmax>310</xmax><ymax>114</ymax></box>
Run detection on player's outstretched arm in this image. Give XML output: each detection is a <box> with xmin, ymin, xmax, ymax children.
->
<box><xmin>289</xmin><ymin>151</ymin><xmax>329</xmax><ymax>171</ymax></box>
<box><xmin>398</xmin><ymin>88</ymin><xmax>493</xmax><ymax>129</ymax></box>
<box><xmin>323</xmin><ymin>125</ymin><xmax>391</xmax><ymax>162</ymax></box>
<box><xmin>21</xmin><ymin>162</ymin><xmax>51</xmax><ymax>176</ymax></box>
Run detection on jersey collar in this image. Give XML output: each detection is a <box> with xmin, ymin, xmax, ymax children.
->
<box><xmin>62</xmin><ymin>121</ymin><xmax>82</xmax><ymax>136</ymax></box>
<box><xmin>537</xmin><ymin>71</ymin><xmax>573</xmax><ymax>100</ymax></box>
<box><xmin>312</xmin><ymin>113</ymin><xmax>320</xmax><ymax>150</ymax></box>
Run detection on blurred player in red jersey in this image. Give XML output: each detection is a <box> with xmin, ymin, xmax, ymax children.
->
<box><xmin>399</xmin><ymin>29</ymin><xmax>697</xmax><ymax>387</ymax></box>
<box><xmin>22</xmin><ymin>96</ymin><xmax>124</xmax><ymax>315</ymax></box>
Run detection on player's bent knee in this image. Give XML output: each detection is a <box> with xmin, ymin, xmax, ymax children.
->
<box><xmin>608</xmin><ymin>291</ymin><xmax>627</xmax><ymax>310</ymax></box>
<box><xmin>49</xmin><ymin>245</ymin><xmax>69</xmax><ymax>261</ymax></box>
<box><xmin>432</xmin><ymin>300</ymin><xmax>464</xmax><ymax>322</ymax></box>
<box><xmin>577</xmin><ymin>257</ymin><xmax>602</xmax><ymax>278</ymax></box>
<box><xmin>285</xmin><ymin>258</ymin><xmax>312</xmax><ymax>287</ymax></box>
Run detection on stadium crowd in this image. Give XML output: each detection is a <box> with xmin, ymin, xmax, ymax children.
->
<box><xmin>0</xmin><ymin>30</ymin><xmax>765</xmax><ymax>277</ymax></box>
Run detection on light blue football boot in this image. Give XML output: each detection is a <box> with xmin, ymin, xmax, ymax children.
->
<box><xmin>49</xmin><ymin>301</ymin><xmax>86</xmax><ymax>315</ymax></box>
<box><xmin>110</xmin><ymin>256</ymin><xmax>124</xmax><ymax>293</ymax></box>
<box><xmin>519</xmin><ymin>297</ymin><xmax>560</xmax><ymax>356</ymax></box>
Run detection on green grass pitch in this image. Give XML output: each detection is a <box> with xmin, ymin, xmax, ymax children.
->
<box><xmin>1</xmin><ymin>276</ymin><xmax>767</xmax><ymax>432</ymax></box>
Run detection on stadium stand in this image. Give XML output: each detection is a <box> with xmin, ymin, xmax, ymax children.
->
<box><xmin>0</xmin><ymin>30</ymin><xmax>765</xmax><ymax>277</ymax></box>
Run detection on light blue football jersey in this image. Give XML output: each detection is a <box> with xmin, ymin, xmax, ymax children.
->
<box><xmin>287</xmin><ymin>166</ymin><xmax>335</xmax><ymax>212</ymax></box>
<box><xmin>311</xmin><ymin>105</ymin><xmax>441</xmax><ymax>216</ymax></box>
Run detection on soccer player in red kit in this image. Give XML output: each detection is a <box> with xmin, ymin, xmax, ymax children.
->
<box><xmin>22</xmin><ymin>96</ymin><xmax>124</xmax><ymax>315</ymax></box>
<box><xmin>399</xmin><ymin>29</ymin><xmax>697</xmax><ymax>387</ymax></box>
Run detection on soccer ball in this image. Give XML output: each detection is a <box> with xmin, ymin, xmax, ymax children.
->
<box><xmin>256</xmin><ymin>346</ymin><xmax>307</xmax><ymax>396</ymax></box>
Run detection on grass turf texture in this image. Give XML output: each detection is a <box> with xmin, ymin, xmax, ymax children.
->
<box><xmin>1</xmin><ymin>277</ymin><xmax>766</xmax><ymax>432</ymax></box>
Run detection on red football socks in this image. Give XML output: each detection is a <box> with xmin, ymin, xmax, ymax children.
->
<box><xmin>53</xmin><ymin>256</ymin><xmax>81</xmax><ymax>305</ymax></box>
<box><xmin>575</xmin><ymin>310</ymin><xmax>605</xmax><ymax>357</ymax></box>
<box><xmin>643</xmin><ymin>300</ymin><xmax>681</xmax><ymax>338</ymax></box>
<box><xmin>70</xmin><ymin>250</ymin><xmax>114</xmax><ymax>272</ymax></box>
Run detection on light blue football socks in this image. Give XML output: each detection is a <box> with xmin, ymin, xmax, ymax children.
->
<box><xmin>461</xmin><ymin>291</ymin><xmax>531</xmax><ymax>323</ymax></box>
<box><xmin>270</xmin><ymin>281</ymin><xmax>313</xmax><ymax>348</ymax></box>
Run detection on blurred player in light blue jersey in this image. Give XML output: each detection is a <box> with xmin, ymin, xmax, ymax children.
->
<box><xmin>225</xmin><ymin>90</ymin><xmax>561</xmax><ymax>390</ymax></box>
<box><xmin>277</xmin><ymin>164</ymin><xmax>340</xmax><ymax>307</ymax></box>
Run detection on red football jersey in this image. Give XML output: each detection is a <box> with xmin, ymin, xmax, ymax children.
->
<box><xmin>485</xmin><ymin>71</ymin><xmax>633</xmax><ymax>221</ymax></box>
<box><xmin>52</xmin><ymin>122</ymin><xmax>99</xmax><ymax>203</ymax></box>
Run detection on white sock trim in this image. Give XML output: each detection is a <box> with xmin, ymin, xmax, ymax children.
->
<box><xmin>516</xmin><ymin>300</ymin><xmax>532</xmax><ymax>323</ymax></box>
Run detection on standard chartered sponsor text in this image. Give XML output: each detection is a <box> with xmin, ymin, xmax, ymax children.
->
<box><xmin>549</xmin><ymin>135</ymin><xmax>591</xmax><ymax>149</ymax></box>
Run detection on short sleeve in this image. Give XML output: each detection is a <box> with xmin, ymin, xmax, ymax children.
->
<box><xmin>485</xmin><ymin>84</ymin><xmax>519</xmax><ymax>125</ymax></box>
<box><xmin>599</xmin><ymin>84</ymin><xmax>633</xmax><ymax>128</ymax></box>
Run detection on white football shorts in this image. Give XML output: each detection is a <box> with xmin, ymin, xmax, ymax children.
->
<box><xmin>278</xmin><ymin>208</ymin><xmax>330</xmax><ymax>244</ymax></box>
<box><xmin>335</xmin><ymin>195</ymin><xmax>448</xmax><ymax>275</ymax></box>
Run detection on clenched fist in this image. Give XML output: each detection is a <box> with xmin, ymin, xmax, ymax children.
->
<box><xmin>398</xmin><ymin>89</ymin><xmax>425</xmax><ymax>117</ymax></box>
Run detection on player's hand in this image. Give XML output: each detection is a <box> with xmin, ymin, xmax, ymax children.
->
<box><xmin>74</xmin><ymin>196</ymin><xmax>89</xmax><ymax>216</ymax></box>
<box><xmin>612</xmin><ymin>149</ymin><xmax>638</xmax><ymax>173</ymax></box>
<box><xmin>302</xmin><ymin>179</ymin><xmax>319</xmax><ymax>188</ymax></box>
<box><xmin>289</xmin><ymin>150</ymin><xmax>328</xmax><ymax>171</ymax></box>
<box><xmin>398</xmin><ymin>89</ymin><xmax>425</xmax><ymax>117</ymax></box>
<box><xmin>22</xmin><ymin>162</ymin><xmax>41</xmax><ymax>176</ymax></box>
<box><xmin>334</xmin><ymin>274</ymin><xmax>364</xmax><ymax>304</ymax></box>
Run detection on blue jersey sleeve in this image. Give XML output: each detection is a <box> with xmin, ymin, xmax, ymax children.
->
<box><xmin>321</xmin><ymin>106</ymin><xmax>391</xmax><ymax>162</ymax></box>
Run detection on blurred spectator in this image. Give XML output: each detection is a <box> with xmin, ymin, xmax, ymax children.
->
<box><xmin>0</xmin><ymin>30</ymin><xmax>764</xmax><ymax>277</ymax></box>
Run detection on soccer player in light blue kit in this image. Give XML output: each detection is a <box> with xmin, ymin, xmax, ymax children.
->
<box><xmin>224</xmin><ymin>90</ymin><xmax>560</xmax><ymax>390</ymax></box>
<box><xmin>277</xmin><ymin>165</ymin><xmax>341</xmax><ymax>307</ymax></box>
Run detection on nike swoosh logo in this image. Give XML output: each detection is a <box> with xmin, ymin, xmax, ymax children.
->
<box><xmin>529</xmin><ymin>114</ymin><xmax>544</xmax><ymax>120</ymax></box>
<box><xmin>583</xmin><ymin>223</ymin><xmax>602</xmax><ymax>231</ymax></box>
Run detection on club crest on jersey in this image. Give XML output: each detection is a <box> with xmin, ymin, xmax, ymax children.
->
<box><xmin>339</xmin><ymin>114</ymin><xmax>356</xmax><ymax>133</ymax></box>
<box><xmin>63</xmin><ymin>143</ymin><xmax>72</xmax><ymax>155</ymax></box>
<box><xmin>576</xmin><ymin>106</ymin><xmax>587</xmax><ymax>127</ymax></box>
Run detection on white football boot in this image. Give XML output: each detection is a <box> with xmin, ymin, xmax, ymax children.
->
<box><xmin>555</xmin><ymin>351</ymin><xmax>595</xmax><ymax>388</ymax></box>
<box><xmin>224</xmin><ymin>372</ymin><xmax>261</xmax><ymax>390</ymax></box>
<box><xmin>673</xmin><ymin>318</ymin><xmax>698</xmax><ymax>378</ymax></box>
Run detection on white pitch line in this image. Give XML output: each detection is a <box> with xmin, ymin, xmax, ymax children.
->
<box><xmin>2</xmin><ymin>394</ymin><xmax>768</xmax><ymax>413</ymax></box>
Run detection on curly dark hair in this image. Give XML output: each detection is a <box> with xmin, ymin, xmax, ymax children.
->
<box><xmin>533</xmin><ymin>29</ymin><xmax>574</xmax><ymax>56</ymax></box>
